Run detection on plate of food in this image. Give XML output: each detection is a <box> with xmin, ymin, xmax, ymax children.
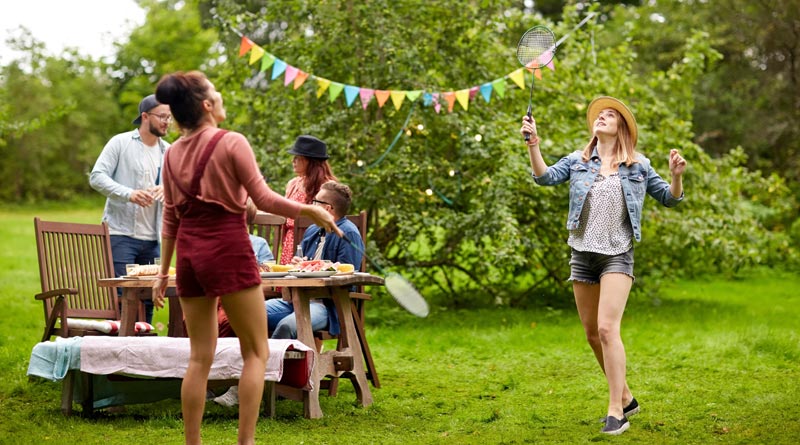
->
<box><xmin>289</xmin><ymin>270</ymin><xmax>337</xmax><ymax>278</ymax></box>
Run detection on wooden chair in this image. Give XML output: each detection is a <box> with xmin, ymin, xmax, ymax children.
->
<box><xmin>34</xmin><ymin>218</ymin><xmax>128</xmax><ymax>343</ymax></box>
<box><xmin>250</xmin><ymin>212</ymin><xmax>286</xmax><ymax>300</ymax></box>
<box><xmin>292</xmin><ymin>210</ymin><xmax>380</xmax><ymax>390</ymax></box>
<box><xmin>249</xmin><ymin>211</ymin><xmax>286</xmax><ymax>261</ymax></box>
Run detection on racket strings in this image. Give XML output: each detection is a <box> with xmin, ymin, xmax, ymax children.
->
<box><xmin>516</xmin><ymin>29</ymin><xmax>556</xmax><ymax>66</ymax></box>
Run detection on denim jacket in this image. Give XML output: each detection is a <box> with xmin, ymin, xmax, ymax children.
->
<box><xmin>89</xmin><ymin>129</ymin><xmax>169</xmax><ymax>239</ymax></box>
<box><xmin>533</xmin><ymin>147</ymin><xmax>683</xmax><ymax>242</ymax></box>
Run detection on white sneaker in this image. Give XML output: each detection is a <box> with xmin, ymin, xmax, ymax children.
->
<box><xmin>213</xmin><ymin>386</ymin><xmax>239</xmax><ymax>407</ymax></box>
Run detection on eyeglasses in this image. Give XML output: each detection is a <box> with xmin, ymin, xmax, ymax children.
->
<box><xmin>147</xmin><ymin>112</ymin><xmax>173</xmax><ymax>123</ymax></box>
<box><xmin>312</xmin><ymin>199</ymin><xmax>331</xmax><ymax>206</ymax></box>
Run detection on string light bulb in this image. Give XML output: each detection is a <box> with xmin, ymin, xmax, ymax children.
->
<box><xmin>425</xmin><ymin>188</ymin><xmax>433</xmax><ymax>196</ymax></box>
<box><xmin>449</xmin><ymin>169</ymin><xmax>456</xmax><ymax>177</ymax></box>
<box><xmin>474</xmin><ymin>134</ymin><xmax>483</xmax><ymax>142</ymax></box>
<box><xmin>356</xmin><ymin>160</ymin><xmax>364</xmax><ymax>167</ymax></box>
<box><xmin>417</xmin><ymin>124</ymin><xmax>424</xmax><ymax>131</ymax></box>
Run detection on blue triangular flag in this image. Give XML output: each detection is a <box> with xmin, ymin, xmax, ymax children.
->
<box><xmin>271</xmin><ymin>59</ymin><xmax>287</xmax><ymax>80</ymax></box>
<box><xmin>479</xmin><ymin>83</ymin><xmax>493</xmax><ymax>103</ymax></box>
<box><xmin>344</xmin><ymin>85</ymin><xmax>360</xmax><ymax>107</ymax></box>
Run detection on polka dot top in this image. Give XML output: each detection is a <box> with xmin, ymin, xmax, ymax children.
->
<box><xmin>568</xmin><ymin>173</ymin><xmax>633</xmax><ymax>255</ymax></box>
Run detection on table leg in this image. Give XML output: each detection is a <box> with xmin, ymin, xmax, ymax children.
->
<box><xmin>119</xmin><ymin>288</ymin><xmax>139</xmax><ymax>337</ymax></box>
<box><xmin>285</xmin><ymin>287</ymin><xmax>324</xmax><ymax>419</ymax></box>
<box><xmin>330</xmin><ymin>287</ymin><xmax>373</xmax><ymax>407</ymax></box>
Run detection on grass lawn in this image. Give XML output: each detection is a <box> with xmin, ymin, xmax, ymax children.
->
<box><xmin>1</xmin><ymin>203</ymin><xmax>798</xmax><ymax>444</ymax></box>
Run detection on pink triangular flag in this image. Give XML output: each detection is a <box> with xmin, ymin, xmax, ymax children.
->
<box><xmin>283</xmin><ymin>66</ymin><xmax>298</xmax><ymax>86</ymax></box>
<box><xmin>359</xmin><ymin>89</ymin><xmax>374</xmax><ymax>109</ymax></box>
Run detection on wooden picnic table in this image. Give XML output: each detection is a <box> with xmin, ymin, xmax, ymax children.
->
<box><xmin>97</xmin><ymin>273</ymin><xmax>384</xmax><ymax>418</ymax></box>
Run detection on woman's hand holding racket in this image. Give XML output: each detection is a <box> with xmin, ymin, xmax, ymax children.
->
<box><xmin>520</xmin><ymin>116</ymin><xmax>539</xmax><ymax>145</ymax></box>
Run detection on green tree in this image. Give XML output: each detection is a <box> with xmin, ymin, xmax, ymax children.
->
<box><xmin>0</xmin><ymin>28</ymin><xmax>121</xmax><ymax>202</ymax></box>
<box><xmin>111</xmin><ymin>0</ymin><xmax>219</xmax><ymax>119</ymax></box>
<box><xmin>199</xmin><ymin>1</ymin><xmax>795</xmax><ymax>307</ymax></box>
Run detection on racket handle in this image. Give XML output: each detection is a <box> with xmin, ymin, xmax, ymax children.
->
<box><xmin>524</xmin><ymin>105</ymin><xmax>532</xmax><ymax>141</ymax></box>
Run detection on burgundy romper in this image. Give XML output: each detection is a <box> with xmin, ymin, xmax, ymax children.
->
<box><xmin>164</xmin><ymin>130</ymin><xmax>261</xmax><ymax>298</ymax></box>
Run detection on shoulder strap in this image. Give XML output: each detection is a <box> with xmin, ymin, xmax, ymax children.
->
<box><xmin>163</xmin><ymin>129</ymin><xmax>228</xmax><ymax>200</ymax></box>
<box><xmin>189</xmin><ymin>129</ymin><xmax>228</xmax><ymax>197</ymax></box>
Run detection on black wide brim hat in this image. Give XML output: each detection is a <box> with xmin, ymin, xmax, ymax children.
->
<box><xmin>288</xmin><ymin>135</ymin><xmax>329</xmax><ymax>160</ymax></box>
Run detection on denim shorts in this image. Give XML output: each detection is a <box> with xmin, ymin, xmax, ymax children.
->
<box><xmin>568</xmin><ymin>248</ymin><xmax>635</xmax><ymax>284</ymax></box>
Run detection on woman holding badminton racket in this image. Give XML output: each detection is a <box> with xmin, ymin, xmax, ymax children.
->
<box><xmin>521</xmin><ymin>96</ymin><xmax>686</xmax><ymax>435</ymax></box>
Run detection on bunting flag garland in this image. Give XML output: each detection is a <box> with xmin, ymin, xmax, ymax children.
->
<box><xmin>236</xmin><ymin>34</ymin><xmax>556</xmax><ymax>114</ymax></box>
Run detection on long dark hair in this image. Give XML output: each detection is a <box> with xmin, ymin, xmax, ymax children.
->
<box><xmin>303</xmin><ymin>157</ymin><xmax>337</xmax><ymax>204</ymax></box>
<box><xmin>155</xmin><ymin>71</ymin><xmax>210</xmax><ymax>132</ymax></box>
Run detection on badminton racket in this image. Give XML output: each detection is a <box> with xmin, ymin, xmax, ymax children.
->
<box><xmin>516</xmin><ymin>26</ymin><xmax>556</xmax><ymax>141</ymax></box>
<box><xmin>342</xmin><ymin>233</ymin><xmax>429</xmax><ymax>317</ymax></box>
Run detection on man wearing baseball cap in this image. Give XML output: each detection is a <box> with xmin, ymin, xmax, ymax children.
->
<box><xmin>89</xmin><ymin>94</ymin><xmax>172</xmax><ymax>323</ymax></box>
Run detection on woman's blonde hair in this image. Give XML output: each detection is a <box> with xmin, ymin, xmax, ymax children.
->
<box><xmin>581</xmin><ymin>109</ymin><xmax>638</xmax><ymax>167</ymax></box>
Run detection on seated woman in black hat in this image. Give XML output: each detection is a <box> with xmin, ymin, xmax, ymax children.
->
<box><xmin>278</xmin><ymin>135</ymin><xmax>338</xmax><ymax>265</ymax></box>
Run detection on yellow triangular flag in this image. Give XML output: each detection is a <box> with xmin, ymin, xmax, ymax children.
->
<box><xmin>390</xmin><ymin>91</ymin><xmax>406</xmax><ymax>110</ymax></box>
<box><xmin>316</xmin><ymin>78</ymin><xmax>331</xmax><ymax>98</ymax></box>
<box><xmin>455</xmin><ymin>89</ymin><xmax>470</xmax><ymax>111</ymax></box>
<box><xmin>248</xmin><ymin>46</ymin><xmax>265</xmax><ymax>65</ymax></box>
<box><xmin>509</xmin><ymin>69</ymin><xmax>526</xmax><ymax>90</ymax></box>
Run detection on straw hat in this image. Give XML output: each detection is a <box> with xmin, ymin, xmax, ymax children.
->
<box><xmin>586</xmin><ymin>96</ymin><xmax>638</xmax><ymax>147</ymax></box>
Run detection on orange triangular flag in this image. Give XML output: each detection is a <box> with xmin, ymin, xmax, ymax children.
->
<box><xmin>293</xmin><ymin>71</ymin><xmax>309</xmax><ymax>90</ymax></box>
<box><xmin>534</xmin><ymin>68</ymin><xmax>542</xmax><ymax>80</ymax></box>
<box><xmin>239</xmin><ymin>36</ymin><xmax>255</xmax><ymax>57</ymax></box>
<box><xmin>443</xmin><ymin>92</ymin><xmax>456</xmax><ymax>113</ymax></box>
<box><xmin>455</xmin><ymin>89</ymin><xmax>470</xmax><ymax>111</ymax></box>
<box><xmin>248</xmin><ymin>45</ymin><xmax>265</xmax><ymax>65</ymax></box>
<box><xmin>390</xmin><ymin>91</ymin><xmax>406</xmax><ymax>110</ymax></box>
<box><xmin>375</xmin><ymin>90</ymin><xmax>391</xmax><ymax>108</ymax></box>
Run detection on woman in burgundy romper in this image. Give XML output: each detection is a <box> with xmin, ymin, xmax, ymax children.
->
<box><xmin>152</xmin><ymin>71</ymin><xmax>340</xmax><ymax>445</ymax></box>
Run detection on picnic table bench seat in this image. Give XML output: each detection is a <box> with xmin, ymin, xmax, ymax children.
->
<box><xmin>27</xmin><ymin>336</ymin><xmax>313</xmax><ymax>417</ymax></box>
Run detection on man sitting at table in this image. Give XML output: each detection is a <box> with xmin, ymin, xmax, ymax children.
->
<box><xmin>213</xmin><ymin>181</ymin><xmax>363</xmax><ymax>407</ymax></box>
<box><xmin>268</xmin><ymin>180</ymin><xmax>364</xmax><ymax>339</ymax></box>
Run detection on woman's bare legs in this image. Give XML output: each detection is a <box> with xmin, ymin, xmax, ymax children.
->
<box><xmin>180</xmin><ymin>295</ymin><xmax>219</xmax><ymax>445</ymax></box>
<box><xmin>574</xmin><ymin>273</ymin><xmax>634</xmax><ymax>418</ymax></box>
<box><xmin>221</xmin><ymin>285</ymin><xmax>269</xmax><ymax>445</ymax></box>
